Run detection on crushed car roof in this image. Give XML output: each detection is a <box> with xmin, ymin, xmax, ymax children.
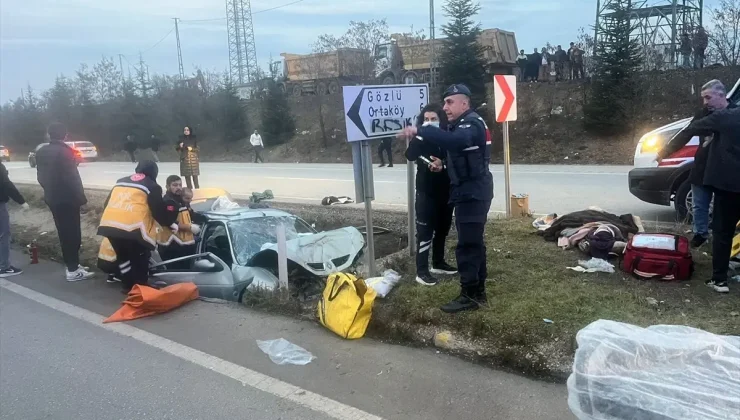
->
<box><xmin>203</xmin><ymin>207</ymin><xmax>294</xmax><ymax>221</ymax></box>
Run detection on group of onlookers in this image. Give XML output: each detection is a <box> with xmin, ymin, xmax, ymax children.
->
<box><xmin>679</xmin><ymin>26</ymin><xmax>709</xmax><ymax>69</ymax></box>
<box><xmin>517</xmin><ymin>42</ymin><xmax>586</xmax><ymax>83</ymax></box>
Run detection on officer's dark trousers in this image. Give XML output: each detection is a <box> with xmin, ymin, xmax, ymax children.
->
<box><xmin>416</xmin><ymin>192</ymin><xmax>453</xmax><ymax>274</ymax></box>
<box><xmin>454</xmin><ymin>200</ymin><xmax>491</xmax><ymax>292</ymax></box>
<box><xmin>109</xmin><ymin>238</ymin><xmax>151</xmax><ymax>292</ymax></box>
<box><xmin>48</xmin><ymin>204</ymin><xmax>82</xmax><ymax>272</ymax></box>
<box><xmin>378</xmin><ymin>142</ymin><xmax>392</xmax><ymax>166</ymax></box>
<box><xmin>710</xmin><ymin>190</ymin><xmax>740</xmax><ymax>282</ymax></box>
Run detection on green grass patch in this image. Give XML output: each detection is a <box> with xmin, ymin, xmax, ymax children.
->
<box><xmin>374</xmin><ymin>219</ymin><xmax>739</xmax><ymax>376</ymax></box>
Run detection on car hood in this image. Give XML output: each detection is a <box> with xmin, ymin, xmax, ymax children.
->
<box><xmin>247</xmin><ymin>227</ymin><xmax>365</xmax><ymax>275</ymax></box>
<box><xmin>646</xmin><ymin>117</ymin><xmax>692</xmax><ymax>136</ymax></box>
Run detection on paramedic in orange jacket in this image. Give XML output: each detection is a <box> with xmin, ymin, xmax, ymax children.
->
<box><xmin>98</xmin><ymin>161</ymin><xmax>178</xmax><ymax>293</ymax></box>
<box><xmin>157</xmin><ymin>176</ymin><xmax>205</xmax><ymax>267</ymax></box>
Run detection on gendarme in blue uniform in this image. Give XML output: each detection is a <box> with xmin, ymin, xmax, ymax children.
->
<box><xmin>416</xmin><ymin>84</ymin><xmax>494</xmax><ymax>313</ymax></box>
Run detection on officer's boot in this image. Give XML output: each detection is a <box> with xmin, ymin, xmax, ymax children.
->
<box><xmin>476</xmin><ymin>281</ymin><xmax>488</xmax><ymax>305</ymax></box>
<box><xmin>440</xmin><ymin>286</ymin><xmax>480</xmax><ymax>313</ymax></box>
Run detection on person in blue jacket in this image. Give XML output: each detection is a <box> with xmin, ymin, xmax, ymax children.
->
<box><xmin>398</xmin><ymin>84</ymin><xmax>494</xmax><ymax>313</ymax></box>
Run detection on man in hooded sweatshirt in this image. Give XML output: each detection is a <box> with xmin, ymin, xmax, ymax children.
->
<box><xmin>98</xmin><ymin>160</ymin><xmax>178</xmax><ymax>293</ymax></box>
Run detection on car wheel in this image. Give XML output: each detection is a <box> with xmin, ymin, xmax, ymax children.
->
<box><xmin>674</xmin><ymin>180</ymin><xmax>691</xmax><ymax>222</ymax></box>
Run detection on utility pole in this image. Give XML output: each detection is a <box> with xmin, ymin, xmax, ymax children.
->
<box><xmin>173</xmin><ymin>18</ymin><xmax>185</xmax><ymax>80</ymax></box>
<box><xmin>118</xmin><ymin>54</ymin><xmax>125</xmax><ymax>83</ymax></box>
<box><xmin>429</xmin><ymin>0</ymin><xmax>436</xmax><ymax>89</ymax></box>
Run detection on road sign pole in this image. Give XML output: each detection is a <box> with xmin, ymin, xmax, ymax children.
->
<box><xmin>406</xmin><ymin>136</ymin><xmax>416</xmax><ymax>256</ymax></box>
<box><xmin>361</xmin><ymin>140</ymin><xmax>376</xmax><ymax>277</ymax></box>
<box><xmin>503</xmin><ymin>121</ymin><xmax>512</xmax><ymax>218</ymax></box>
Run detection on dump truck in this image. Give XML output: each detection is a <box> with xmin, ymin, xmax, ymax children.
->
<box><xmin>279</xmin><ymin>48</ymin><xmax>371</xmax><ymax>96</ymax></box>
<box><xmin>374</xmin><ymin>28</ymin><xmax>519</xmax><ymax>85</ymax></box>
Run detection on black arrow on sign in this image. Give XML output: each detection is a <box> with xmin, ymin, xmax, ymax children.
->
<box><xmin>347</xmin><ymin>88</ymin><xmax>369</xmax><ymax>138</ymax></box>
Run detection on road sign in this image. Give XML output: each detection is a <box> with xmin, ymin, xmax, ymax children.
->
<box><xmin>493</xmin><ymin>75</ymin><xmax>517</xmax><ymax>123</ymax></box>
<box><xmin>343</xmin><ymin>84</ymin><xmax>429</xmax><ymax>142</ymax></box>
<box><xmin>494</xmin><ymin>74</ymin><xmax>517</xmax><ymax>216</ymax></box>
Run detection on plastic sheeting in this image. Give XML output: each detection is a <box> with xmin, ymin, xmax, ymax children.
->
<box><xmin>365</xmin><ymin>269</ymin><xmax>401</xmax><ymax>298</ymax></box>
<box><xmin>567</xmin><ymin>320</ymin><xmax>740</xmax><ymax>420</ymax></box>
<box><xmin>256</xmin><ymin>338</ymin><xmax>315</xmax><ymax>365</ymax></box>
<box><xmin>567</xmin><ymin>258</ymin><xmax>615</xmax><ymax>274</ymax></box>
<box><xmin>210</xmin><ymin>196</ymin><xmax>241</xmax><ymax>211</ymax></box>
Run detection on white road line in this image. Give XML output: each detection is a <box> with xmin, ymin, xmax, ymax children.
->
<box><xmin>0</xmin><ymin>280</ymin><xmax>383</xmax><ymax>420</ymax></box>
<box><xmin>261</xmin><ymin>176</ymin><xmax>401</xmax><ymax>184</ymax></box>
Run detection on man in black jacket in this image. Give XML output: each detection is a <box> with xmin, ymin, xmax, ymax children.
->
<box><xmin>378</xmin><ymin>137</ymin><xmax>393</xmax><ymax>167</ymax></box>
<box><xmin>657</xmin><ymin>79</ymin><xmax>737</xmax><ymax>247</ymax></box>
<box><xmin>406</xmin><ymin>104</ymin><xmax>457</xmax><ymax>286</ymax></box>
<box><xmin>150</xmin><ymin>135</ymin><xmax>161</xmax><ymax>162</ymax></box>
<box><xmin>0</xmin><ymin>163</ymin><xmax>29</xmax><ymax>277</ymax></box>
<box><xmin>35</xmin><ymin>122</ymin><xmax>93</xmax><ymax>281</ymax></box>
<box><xmin>677</xmin><ymin>104</ymin><xmax>740</xmax><ymax>293</ymax></box>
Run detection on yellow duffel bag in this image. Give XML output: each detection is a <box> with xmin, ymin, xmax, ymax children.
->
<box><xmin>317</xmin><ymin>273</ymin><xmax>377</xmax><ymax>339</ymax></box>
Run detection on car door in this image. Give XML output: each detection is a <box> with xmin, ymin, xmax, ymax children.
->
<box><xmin>149</xmin><ymin>252</ymin><xmax>241</xmax><ymax>301</ymax></box>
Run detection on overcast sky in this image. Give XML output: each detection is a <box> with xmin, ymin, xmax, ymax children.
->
<box><xmin>0</xmin><ymin>0</ymin><xmax>719</xmax><ymax>103</ymax></box>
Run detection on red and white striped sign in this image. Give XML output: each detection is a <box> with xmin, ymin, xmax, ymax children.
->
<box><xmin>493</xmin><ymin>75</ymin><xmax>517</xmax><ymax>122</ymax></box>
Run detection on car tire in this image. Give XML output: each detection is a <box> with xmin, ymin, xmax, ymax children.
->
<box><xmin>674</xmin><ymin>179</ymin><xmax>692</xmax><ymax>222</ymax></box>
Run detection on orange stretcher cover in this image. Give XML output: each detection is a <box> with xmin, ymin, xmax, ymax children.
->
<box><xmin>104</xmin><ymin>283</ymin><xmax>199</xmax><ymax>323</ymax></box>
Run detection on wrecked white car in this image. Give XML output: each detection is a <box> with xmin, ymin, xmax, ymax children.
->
<box><xmin>149</xmin><ymin>206</ymin><xmax>365</xmax><ymax>302</ymax></box>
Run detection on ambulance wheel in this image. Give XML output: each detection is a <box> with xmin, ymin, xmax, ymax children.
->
<box><xmin>674</xmin><ymin>180</ymin><xmax>691</xmax><ymax>222</ymax></box>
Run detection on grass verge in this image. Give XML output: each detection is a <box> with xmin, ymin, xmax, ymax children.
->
<box><xmin>9</xmin><ymin>184</ymin><xmax>739</xmax><ymax>381</ymax></box>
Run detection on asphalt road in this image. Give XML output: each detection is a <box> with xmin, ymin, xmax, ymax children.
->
<box><xmin>0</xmin><ymin>290</ymin><xmax>333</xmax><ymax>420</ymax></box>
<box><xmin>6</xmin><ymin>160</ymin><xmax>678</xmax><ymax>221</ymax></box>
<box><xmin>0</xmin><ymin>250</ymin><xmax>573</xmax><ymax>420</ymax></box>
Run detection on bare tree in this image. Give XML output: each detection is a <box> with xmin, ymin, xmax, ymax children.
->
<box><xmin>92</xmin><ymin>57</ymin><xmax>122</xmax><ymax>102</ymax></box>
<box><xmin>576</xmin><ymin>27</ymin><xmax>596</xmax><ymax>75</ymax></box>
<box><xmin>305</xmin><ymin>45</ymin><xmax>332</xmax><ymax>147</ymax></box>
<box><xmin>396</xmin><ymin>27</ymin><xmax>428</xmax><ymax>72</ymax></box>
<box><xmin>314</xmin><ymin>19</ymin><xmax>390</xmax><ymax>81</ymax></box>
<box><xmin>707</xmin><ymin>0</ymin><xmax>740</xmax><ymax>66</ymax></box>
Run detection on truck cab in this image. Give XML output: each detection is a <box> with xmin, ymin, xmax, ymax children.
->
<box><xmin>628</xmin><ymin>78</ymin><xmax>739</xmax><ymax>219</ymax></box>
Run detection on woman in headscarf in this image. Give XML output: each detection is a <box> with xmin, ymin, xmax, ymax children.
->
<box><xmin>404</xmin><ymin>103</ymin><xmax>456</xmax><ymax>286</ymax></box>
<box><xmin>176</xmin><ymin>126</ymin><xmax>200</xmax><ymax>189</ymax></box>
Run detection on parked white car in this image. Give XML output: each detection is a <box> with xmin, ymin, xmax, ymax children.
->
<box><xmin>65</xmin><ymin>141</ymin><xmax>98</xmax><ymax>161</ymax></box>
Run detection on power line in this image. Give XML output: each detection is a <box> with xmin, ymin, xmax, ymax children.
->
<box><xmin>120</xmin><ymin>26</ymin><xmax>175</xmax><ymax>58</ymax></box>
<box><xmin>181</xmin><ymin>17</ymin><xmax>225</xmax><ymax>23</ymax></box>
<box><xmin>140</xmin><ymin>27</ymin><xmax>176</xmax><ymax>54</ymax></box>
<box><xmin>254</xmin><ymin>0</ymin><xmax>304</xmax><ymax>14</ymax></box>
<box><xmin>180</xmin><ymin>0</ymin><xmax>306</xmax><ymax>22</ymax></box>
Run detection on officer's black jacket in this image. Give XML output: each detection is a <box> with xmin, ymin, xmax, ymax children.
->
<box><xmin>417</xmin><ymin>109</ymin><xmax>493</xmax><ymax>203</ymax></box>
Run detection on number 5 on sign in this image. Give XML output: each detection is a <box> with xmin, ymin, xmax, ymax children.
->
<box><xmin>494</xmin><ymin>75</ymin><xmax>517</xmax><ymax>122</ymax></box>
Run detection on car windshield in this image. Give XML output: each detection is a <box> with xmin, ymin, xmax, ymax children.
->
<box><xmin>228</xmin><ymin>216</ymin><xmax>315</xmax><ymax>265</ymax></box>
<box><xmin>74</xmin><ymin>142</ymin><xmax>94</xmax><ymax>148</ymax></box>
